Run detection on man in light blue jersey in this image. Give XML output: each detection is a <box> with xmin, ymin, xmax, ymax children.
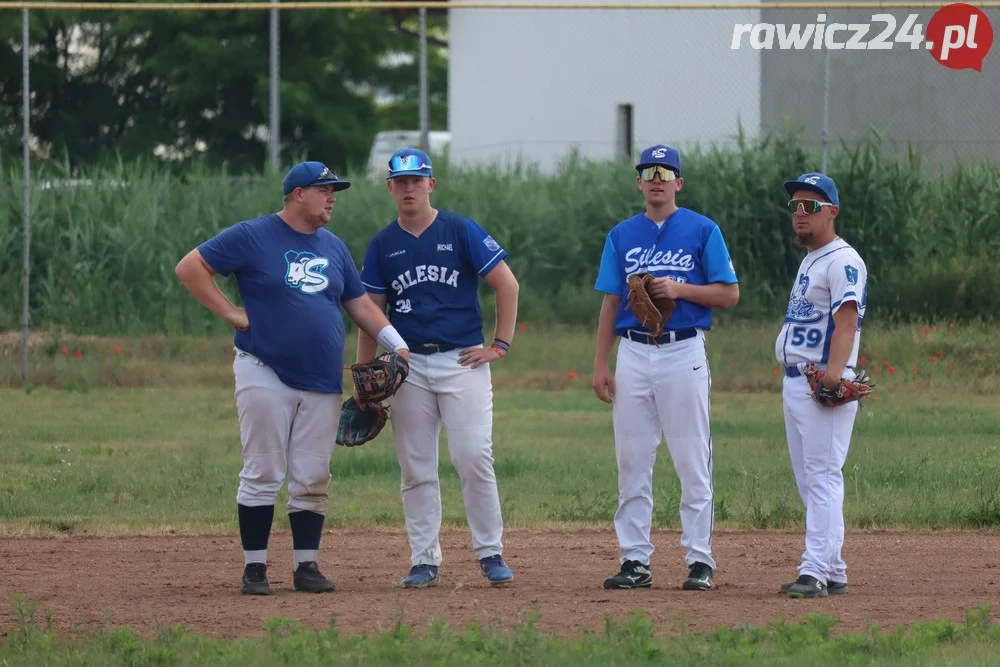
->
<box><xmin>175</xmin><ymin>161</ymin><xmax>409</xmax><ymax>596</ymax></box>
<box><xmin>355</xmin><ymin>148</ymin><xmax>521</xmax><ymax>589</ymax></box>
<box><xmin>592</xmin><ymin>145</ymin><xmax>739</xmax><ymax>591</ymax></box>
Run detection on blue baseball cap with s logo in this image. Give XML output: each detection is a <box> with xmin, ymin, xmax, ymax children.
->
<box><xmin>784</xmin><ymin>172</ymin><xmax>839</xmax><ymax>206</ymax></box>
<box><xmin>636</xmin><ymin>144</ymin><xmax>682</xmax><ymax>174</ymax></box>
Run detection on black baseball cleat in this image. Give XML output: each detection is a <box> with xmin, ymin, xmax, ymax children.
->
<box><xmin>781</xmin><ymin>579</ymin><xmax>848</xmax><ymax>594</ymax></box>
<box><xmin>293</xmin><ymin>561</ymin><xmax>336</xmax><ymax>593</ymax></box>
<box><xmin>603</xmin><ymin>560</ymin><xmax>652</xmax><ymax>589</ymax></box>
<box><xmin>782</xmin><ymin>574</ymin><xmax>828</xmax><ymax>598</ymax></box>
<box><xmin>682</xmin><ymin>561</ymin><xmax>714</xmax><ymax>591</ymax></box>
<box><xmin>241</xmin><ymin>562</ymin><xmax>272</xmax><ymax>596</ymax></box>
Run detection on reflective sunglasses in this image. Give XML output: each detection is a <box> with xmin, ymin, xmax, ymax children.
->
<box><xmin>310</xmin><ymin>167</ymin><xmax>338</xmax><ymax>185</ymax></box>
<box><xmin>638</xmin><ymin>165</ymin><xmax>678</xmax><ymax>182</ymax></box>
<box><xmin>388</xmin><ymin>154</ymin><xmax>432</xmax><ymax>174</ymax></box>
<box><xmin>788</xmin><ymin>199</ymin><xmax>835</xmax><ymax>214</ymax></box>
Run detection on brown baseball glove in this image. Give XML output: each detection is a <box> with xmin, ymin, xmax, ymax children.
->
<box><xmin>803</xmin><ymin>364</ymin><xmax>876</xmax><ymax>407</ymax></box>
<box><xmin>349</xmin><ymin>351</ymin><xmax>409</xmax><ymax>404</ymax></box>
<box><xmin>625</xmin><ymin>272</ymin><xmax>676</xmax><ymax>339</ymax></box>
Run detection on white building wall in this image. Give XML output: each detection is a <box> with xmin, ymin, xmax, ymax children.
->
<box><xmin>448</xmin><ymin>0</ymin><xmax>762</xmax><ymax>173</ymax></box>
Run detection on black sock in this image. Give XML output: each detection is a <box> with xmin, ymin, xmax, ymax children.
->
<box><xmin>238</xmin><ymin>504</ymin><xmax>274</xmax><ymax>551</ymax></box>
<box><xmin>289</xmin><ymin>510</ymin><xmax>325</xmax><ymax>550</ymax></box>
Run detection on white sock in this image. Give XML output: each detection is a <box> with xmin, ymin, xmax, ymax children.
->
<box><xmin>294</xmin><ymin>549</ymin><xmax>317</xmax><ymax>569</ymax></box>
<box><xmin>244</xmin><ymin>549</ymin><xmax>267</xmax><ymax>566</ymax></box>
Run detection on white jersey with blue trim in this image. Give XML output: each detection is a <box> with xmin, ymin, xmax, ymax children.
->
<box><xmin>775</xmin><ymin>239</ymin><xmax>868</xmax><ymax>369</ymax></box>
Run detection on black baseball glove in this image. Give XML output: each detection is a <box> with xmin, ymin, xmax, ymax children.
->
<box><xmin>336</xmin><ymin>397</ymin><xmax>389</xmax><ymax>447</ymax></box>
<box><xmin>349</xmin><ymin>351</ymin><xmax>409</xmax><ymax>404</ymax></box>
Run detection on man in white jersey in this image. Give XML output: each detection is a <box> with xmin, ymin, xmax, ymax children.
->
<box><xmin>774</xmin><ymin>172</ymin><xmax>868</xmax><ymax>599</ymax></box>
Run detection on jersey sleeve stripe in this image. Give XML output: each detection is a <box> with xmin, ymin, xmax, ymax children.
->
<box><xmin>362</xmin><ymin>280</ymin><xmax>387</xmax><ymax>293</ymax></box>
<box><xmin>477</xmin><ymin>250</ymin><xmax>505</xmax><ymax>275</ymax></box>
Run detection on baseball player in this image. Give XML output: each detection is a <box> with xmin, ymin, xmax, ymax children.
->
<box><xmin>354</xmin><ymin>148</ymin><xmax>520</xmax><ymax>588</ymax></box>
<box><xmin>592</xmin><ymin>145</ymin><xmax>739</xmax><ymax>591</ymax></box>
<box><xmin>775</xmin><ymin>173</ymin><xmax>868</xmax><ymax>598</ymax></box>
<box><xmin>175</xmin><ymin>161</ymin><xmax>409</xmax><ymax>596</ymax></box>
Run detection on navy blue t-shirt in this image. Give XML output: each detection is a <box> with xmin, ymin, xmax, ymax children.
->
<box><xmin>198</xmin><ymin>213</ymin><xmax>365</xmax><ymax>393</ymax></box>
<box><xmin>360</xmin><ymin>210</ymin><xmax>507</xmax><ymax>347</ymax></box>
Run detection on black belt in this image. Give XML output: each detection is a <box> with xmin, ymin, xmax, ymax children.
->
<box><xmin>409</xmin><ymin>343</ymin><xmax>461</xmax><ymax>355</ymax></box>
<box><xmin>623</xmin><ymin>328</ymin><xmax>697</xmax><ymax>346</ymax></box>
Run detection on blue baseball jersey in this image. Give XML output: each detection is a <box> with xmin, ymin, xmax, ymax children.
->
<box><xmin>198</xmin><ymin>213</ymin><xmax>365</xmax><ymax>393</ymax></box>
<box><xmin>594</xmin><ymin>209</ymin><xmax>738</xmax><ymax>334</ymax></box>
<box><xmin>360</xmin><ymin>210</ymin><xmax>507</xmax><ymax>347</ymax></box>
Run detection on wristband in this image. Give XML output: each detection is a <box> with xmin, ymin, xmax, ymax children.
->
<box><xmin>376</xmin><ymin>325</ymin><xmax>408</xmax><ymax>353</ymax></box>
<box><xmin>491</xmin><ymin>338</ymin><xmax>510</xmax><ymax>359</ymax></box>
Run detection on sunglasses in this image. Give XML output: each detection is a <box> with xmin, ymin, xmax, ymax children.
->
<box><xmin>388</xmin><ymin>154</ymin><xmax>432</xmax><ymax>174</ymax></box>
<box><xmin>788</xmin><ymin>199</ymin><xmax>835</xmax><ymax>214</ymax></box>
<box><xmin>639</xmin><ymin>165</ymin><xmax>678</xmax><ymax>182</ymax></box>
<box><xmin>309</xmin><ymin>167</ymin><xmax>339</xmax><ymax>185</ymax></box>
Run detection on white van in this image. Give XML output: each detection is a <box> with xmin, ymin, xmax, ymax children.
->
<box><xmin>365</xmin><ymin>130</ymin><xmax>451</xmax><ymax>179</ymax></box>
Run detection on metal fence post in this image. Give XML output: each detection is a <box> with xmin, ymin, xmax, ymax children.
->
<box><xmin>21</xmin><ymin>8</ymin><xmax>31</xmax><ymax>388</ymax></box>
<box><xmin>268</xmin><ymin>1</ymin><xmax>280</xmax><ymax>172</ymax></box>
<box><xmin>419</xmin><ymin>6</ymin><xmax>429</xmax><ymax>155</ymax></box>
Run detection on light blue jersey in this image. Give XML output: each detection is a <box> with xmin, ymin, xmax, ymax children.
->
<box><xmin>595</xmin><ymin>208</ymin><xmax>738</xmax><ymax>335</ymax></box>
<box><xmin>198</xmin><ymin>213</ymin><xmax>365</xmax><ymax>393</ymax></box>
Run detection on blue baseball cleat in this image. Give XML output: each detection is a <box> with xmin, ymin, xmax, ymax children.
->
<box><xmin>479</xmin><ymin>555</ymin><xmax>513</xmax><ymax>585</ymax></box>
<box><xmin>398</xmin><ymin>564</ymin><xmax>439</xmax><ymax>588</ymax></box>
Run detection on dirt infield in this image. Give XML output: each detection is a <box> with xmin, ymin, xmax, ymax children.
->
<box><xmin>2</xmin><ymin>529</ymin><xmax>998</xmax><ymax>639</ymax></box>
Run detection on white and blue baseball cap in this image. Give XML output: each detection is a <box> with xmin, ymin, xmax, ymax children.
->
<box><xmin>783</xmin><ymin>172</ymin><xmax>839</xmax><ymax>206</ymax></box>
<box><xmin>636</xmin><ymin>144</ymin><xmax>682</xmax><ymax>174</ymax></box>
<box><xmin>387</xmin><ymin>148</ymin><xmax>433</xmax><ymax>179</ymax></box>
<box><xmin>283</xmin><ymin>161</ymin><xmax>351</xmax><ymax>195</ymax></box>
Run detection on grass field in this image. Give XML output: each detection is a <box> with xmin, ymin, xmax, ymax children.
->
<box><xmin>1</xmin><ymin>321</ymin><xmax>998</xmax><ymax>664</ymax></box>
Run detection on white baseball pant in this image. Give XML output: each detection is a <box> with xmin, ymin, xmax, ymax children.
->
<box><xmin>388</xmin><ymin>347</ymin><xmax>504</xmax><ymax>566</ymax></box>
<box><xmin>233</xmin><ymin>350</ymin><xmax>341</xmax><ymax>515</ymax></box>
<box><xmin>782</xmin><ymin>370</ymin><xmax>859</xmax><ymax>584</ymax></box>
<box><xmin>612</xmin><ymin>332</ymin><xmax>716</xmax><ymax>570</ymax></box>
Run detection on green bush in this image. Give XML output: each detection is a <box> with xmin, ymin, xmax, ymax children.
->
<box><xmin>1</xmin><ymin>129</ymin><xmax>998</xmax><ymax>335</ymax></box>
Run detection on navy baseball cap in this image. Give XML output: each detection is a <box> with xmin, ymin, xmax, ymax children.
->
<box><xmin>783</xmin><ymin>172</ymin><xmax>839</xmax><ymax>206</ymax></box>
<box><xmin>282</xmin><ymin>161</ymin><xmax>351</xmax><ymax>195</ymax></box>
<box><xmin>636</xmin><ymin>144</ymin><xmax>682</xmax><ymax>174</ymax></box>
<box><xmin>387</xmin><ymin>148</ymin><xmax>433</xmax><ymax>179</ymax></box>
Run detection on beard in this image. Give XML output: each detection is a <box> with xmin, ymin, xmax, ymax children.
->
<box><xmin>794</xmin><ymin>230</ymin><xmax>815</xmax><ymax>248</ymax></box>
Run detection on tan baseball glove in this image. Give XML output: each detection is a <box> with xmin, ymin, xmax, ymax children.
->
<box><xmin>803</xmin><ymin>364</ymin><xmax>876</xmax><ymax>407</ymax></box>
<box><xmin>626</xmin><ymin>272</ymin><xmax>676</xmax><ymax>339</ymax></box>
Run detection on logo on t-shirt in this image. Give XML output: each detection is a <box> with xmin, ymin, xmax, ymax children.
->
<box><xmin>285</xmin><ymin>250</ymin><xmax>330</xmax><ymax>294</ymax></box>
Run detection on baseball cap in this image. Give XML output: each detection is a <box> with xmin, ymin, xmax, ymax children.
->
<box><xmin>282</xmin><ymin>161</ymin><xmax>351</xmax><ymax>195</ymax></box>
<box><xmin>783</xmin><ymin>172</ymin><xmax>839</xmax><ymax>206</ymax></box>
<box><xmin>387</xmin><ymin>148</ymin><xmax>433</xmax><ymax>179</ymax></box>
<box><xmin>636</xmin><ymin>144</ymin><xmax>682</xmax><ymax>174</ymax></box>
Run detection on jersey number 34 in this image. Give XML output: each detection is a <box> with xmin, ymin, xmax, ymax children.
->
<box><xmin>790</xmin><ymin>326</ymin><xmax>822</xmax><ymax>348</ymax></box>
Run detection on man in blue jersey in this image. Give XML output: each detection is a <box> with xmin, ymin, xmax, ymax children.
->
<box><xmin>592</xmin><ymin>145</ymin><xmax>739</xmax><ymax>591</ymax></box>
<box><xmin>175</xmin><ymin>161</ymin><xmax>409</xmax><ymax>596</ymax></box>
<box><xmin>354</xmin><ymin>148</ymin><xmax>520</xmax><ymax>589</ymax></box>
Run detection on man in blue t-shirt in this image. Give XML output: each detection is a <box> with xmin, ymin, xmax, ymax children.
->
<box><xmin>592</xmin><ymin>145</ymin><xmax>740</xmax><ymax>592</ymax></box>
<box><xmin>175</xmin><ymin>161</ymin><xmax>409</xmax><ymax>596</ymax></box>
<box><xmin>354</xmin><ymin>148</ymin><xmax>521</xmax><ymax>589</ymax></box>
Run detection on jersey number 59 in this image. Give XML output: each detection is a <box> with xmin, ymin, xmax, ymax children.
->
<box><xmin>791</xmin><ymin>326</ymin><xmax>822</xmax><ymax>348</ymax></box>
